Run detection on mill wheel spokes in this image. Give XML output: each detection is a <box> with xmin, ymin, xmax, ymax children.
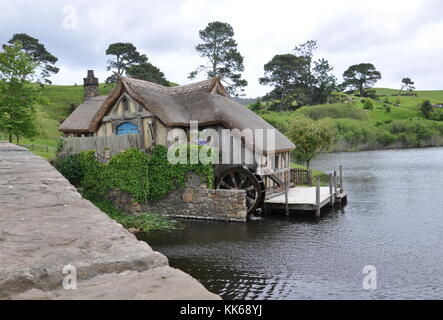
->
<box><xmin>216</xmin><ymin>166</ymin><xmax>266</xmax><ymax>214</ymax></box>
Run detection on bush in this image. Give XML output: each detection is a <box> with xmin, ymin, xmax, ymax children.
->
<box><xmin>321</xmin><ymin>118</ymin><xmax>395</xmax><ymax>150</ymax></box>
<box><xmin>386</xmin><ymin>119</ymin><xmax>438</xmax><ymax>147</ymax></box>
<box><xmin>297</xmin><ymin>103</ymin><xmax>368</xmax><ymax>120</ymax></box>
<box><xmin>420</xmin><ymin>100</ymin><xmax>434</xmax><ymax>119</ymax></box>
<box><xmin>361</xmin><ymin>99</ymin><xmax>374</xmax><ymax>110</ymax></box>
<box><xmin>430</xmin><ymin>108</ymin><xmax>443</xmax><ymax>121</ymax></box>
<box><xmin>53</xmin><ymin>154</ymin><xmax>83</xmax><ymax>186</ymax></box>
<box><xmin>54</xmin><ymin>146</ymin><xmax>214</xmax><ymax>203</ymax></box>
<box><xmin>259</xmin><ymin>110</ymin><xmax>304</xmax><ymax>133</ymax></box>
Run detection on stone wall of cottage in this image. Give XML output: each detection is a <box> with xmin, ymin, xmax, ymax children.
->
<box><xmin>106</xmin><ymin>174</ymin><xmax>247</xmax><ymax>222</ymax></box>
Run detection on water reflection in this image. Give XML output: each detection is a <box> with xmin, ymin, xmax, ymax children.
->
<box><xmin>138</xmin><ymin>147</ymin><xmax>443</xmax><ymax>299</ymax></box>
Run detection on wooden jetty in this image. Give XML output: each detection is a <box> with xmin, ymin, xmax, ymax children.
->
<box><xmin>264</xmin><ymin>166</ymin><xmax>348</xmax><ymax>218</ymax></box>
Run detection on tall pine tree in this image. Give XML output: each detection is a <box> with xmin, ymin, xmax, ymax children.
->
<box><xmin>189</xmin><ymin>21</ymin><xmax>247</xmax><ymax>96</ymax></box>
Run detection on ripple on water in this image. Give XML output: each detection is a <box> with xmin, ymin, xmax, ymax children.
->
<box><xmin>138</xmin><ymin>148</ymin><xmax>443</xmax><ymax>299</ymax></box>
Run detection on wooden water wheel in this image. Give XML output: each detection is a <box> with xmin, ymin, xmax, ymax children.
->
<box><xmin>216</xmin><ymin>166</ymin><xmax>266</xmax><ymax>214</ymax></box>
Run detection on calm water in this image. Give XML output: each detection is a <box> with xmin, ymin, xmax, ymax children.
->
<box><xmin>138</xmin><ymin>147</ymin><xmax>443</xmax><ymax>299</ymax></box>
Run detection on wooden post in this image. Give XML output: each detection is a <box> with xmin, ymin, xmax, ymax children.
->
<box><xmin>308</xmin><ymin>169</ymin><xmax>313</xmax><ymax>187</ymax></box>
<box><xmin>339</xmin><ymin>165</ymin><xmax>344</xmax><ymax>193</ymax></box>
<box><xmin>285</xmin><ymin>172</ymin><xmax>289</xmax><ymax>216</ymax></box>
<box><xmin>333</xmin><ymin>171</ymin><xmax>338</xmax><ymax>195</ymax></box>
<box><xmin>329</xmin><ymin>173</ymin><xmax>334</xmax><ymax>206</ymax></box>
<box><xmin>316</xmin><ymin>176</ymin><xmax>321</xmax><ymax>218</ymax></box>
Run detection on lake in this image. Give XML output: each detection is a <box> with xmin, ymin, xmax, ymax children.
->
<box><xmin>137</xmin><ymin>147</ymin><xmax>443</xmax><ymax>299</ymax></box>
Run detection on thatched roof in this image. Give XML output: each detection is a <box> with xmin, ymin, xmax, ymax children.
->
<box><xmin>59</xmin><ymin>96</ymin><xmax>108</xmax><ymax>133</ymax></box>
<box><xmin>60</xmin><ymin>77</ymin><xmax>295</xmax><ymax>153</ymax></box>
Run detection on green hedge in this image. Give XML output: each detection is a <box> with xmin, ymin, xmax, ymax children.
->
<box><xmin>297</xmin><ymin>103</ymin><xmax>369</xmax><ymax>121</ymax></box>
<box><xmin>321</xmin><ymin>118</ymin><xmax>443</xmax><ymax>150</ymax></box>
<box><xmin>54</xmin><ymin>145</ymin><xmax>214</xmax><ymax>203</ymax></box>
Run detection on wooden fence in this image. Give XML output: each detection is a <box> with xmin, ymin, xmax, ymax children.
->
<box><xmin>62</xmin><ymin>134</ymin><xmax>142</xmax><ymax>153</ymax></box>
<box><xmin>291</xmin><ymin>168</ymin><xmax>313</xmax><ymax>186</ymax></box>
<box><xmin>19</xmin><ymin>144</ymin><xmax>56</xmax><ymax>153</ymax></box>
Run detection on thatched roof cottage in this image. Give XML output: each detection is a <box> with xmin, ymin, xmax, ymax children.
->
<box><xmin>59</xmin><ymin>70</ymin><xmax>296</xmax><ymax>213</ymax></box>
<box><xmin>60</xmin><ymin>70</ymin><xmax>294</xmax><ymax>156</ymax></box>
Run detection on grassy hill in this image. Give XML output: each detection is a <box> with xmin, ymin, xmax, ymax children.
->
<box><xmin>40</xmin><ymin>84</ymin><xmax>115</xmax><ymax>123</ymax></box>
<box><xmin>375</xmin><ymin>88</ymin><xmax>443</xmax><ymax>102</ymax></box>
<box><xmin>253</xmin><ymin>89</ymin><xmax>443</xmax><ymax>152</ymax></box>
<box><xmin>5</xmin><ymin>84</ymin><xmax>443</xmax><ymax>159</ymax></box>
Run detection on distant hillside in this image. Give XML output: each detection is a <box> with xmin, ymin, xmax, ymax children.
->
<box><xmin>250</xmin><ymin>88</ymin><xmax>443</xmax><ymax>153</ymax></box>
<box><xmin>40</xmin><ymin>84</ymin><xmax>114</xmax><ymax>123</ymax></box>
<box><xmin>375</xmin><ymin>88</ymin><xmax>443</xmax><ymax>103</ymax></box>
<box><xmin>17</xmin><ymin>85</ymin><xmax>443</xmax><ymax>159</ymax></box>
<box><xmin>40</xmin><ymin>81</ymin><xmax>180</xmax><ymax>123</ymax></box>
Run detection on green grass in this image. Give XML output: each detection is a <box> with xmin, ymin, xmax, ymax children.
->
<box><xmin>40</xmin><ymin>83</ymin><xmax>115</xmax><ymax>122</ymax></box>
<box><xmin>251</xmin><ymin>88</ymin><xmax>443</xmax><ymax>154</ymax></box>
<box><xmin>90</xmin><ymin>199</ymin><xmax>181</xmax><ymax>233</ymax></box>
<box><xmin>375</xmin><ymin>88</ymin><xmax>443</xmax><ymax>102</ymax></box>
<box><xmin>290</xmin><ymin>163</ymin><xmax>330</xmax><ymax>185</ymax></box>
<box><xmin>18</xmin><ymin>137</ymin><xmax>58</xmax><ymax>160</ymax></box>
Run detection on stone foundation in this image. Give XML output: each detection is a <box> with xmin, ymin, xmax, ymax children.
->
<box><xmin>106</xmin><ymin>174</ymin><xmax>248</xmax><ymax>222</ymax></box>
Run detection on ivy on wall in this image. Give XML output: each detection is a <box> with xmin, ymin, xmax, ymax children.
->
<box><xmin>54</xmin><ymin>145</ymin><xmax>214</xmax><ymax>203</ymax></box>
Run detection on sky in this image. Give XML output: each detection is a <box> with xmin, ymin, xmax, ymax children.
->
<box><xmin>1</xmin><ymin>0</ymin><xmax>442</xmax><ymax>97</ymax></box>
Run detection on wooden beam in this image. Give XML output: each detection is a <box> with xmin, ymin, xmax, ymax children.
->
<box><xmin>285</xmin><ymin>173</ymin><xmax>289</xmax><ymax>216</ymax></box>
<box><xmin>339</xmin><ymin>165</ymin><xmax>344</xmax><ymax>193</ymax></box>
<box><xmin>333</xmin><ymin>171</ymin><xmax>338</xmax><ymax>195</ymax></box>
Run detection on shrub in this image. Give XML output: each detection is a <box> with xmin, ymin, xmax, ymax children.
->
<box><xmin>53</xmin><ymin>154</ymin><xmax>83</xmax><ymax>186</ymax></box>
<box><xmin>420</xmin><ymin>100</ymin><xmax>434</xmax><ymax>119</ymax></box>
<box><xmin>430</xmin><ymin>108</ymin><xmax>443</xmax><ymax>121</ymax></box>
<box><xmin>297</xmin><ymin>103</ymin><xmax>368</xmax><ymax>120</ymax></box>
<box><xmin>54</xmin><ymin>146</ymin><xmax>214</xmax><ymax>203</ymax></box>
<box><xmin>386</xmin><ymin>119</ymin><xmax>439</xmax><ymax>147</ymax></box>
<box><xmin>362</xmin><ymin>99</ymin><xmax>374</xmax><ymax>110</ymax></box>
<box><xmin>259</xmin><ymin>111</ymin><xmax>304</xmax><ymax>133</ymax></box>
<box><xmin>249</xmin><ymin>99</ymin><xmax>263</xmax><ymax>111</ymax></box>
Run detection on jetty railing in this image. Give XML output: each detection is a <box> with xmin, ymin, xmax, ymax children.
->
<box><xmin>291</xmin><ymin>168</ymin><xmax>313</xmax><ymax>186</ymax></box>
<box><xmin>61</xmin><ymin>134</ymin><xmax>142</xmax><ymax>154</ymax></box>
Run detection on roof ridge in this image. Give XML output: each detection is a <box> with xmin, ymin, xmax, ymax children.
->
<box><xmin>121</xmin><ymin>77</ymin><xmax>218</xmax><ymax>96</ymax></box>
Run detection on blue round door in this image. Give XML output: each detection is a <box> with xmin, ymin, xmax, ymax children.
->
<box><xmin>116</xmin><ymin>122</ymin><xmax>139</xmax><ymax>135</ymax></box>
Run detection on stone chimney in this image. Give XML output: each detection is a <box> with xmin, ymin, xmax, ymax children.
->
<box><xmin>83</xmin><ymin>70</ymin><xmax>99</xmax><ymax>100</ymax></box>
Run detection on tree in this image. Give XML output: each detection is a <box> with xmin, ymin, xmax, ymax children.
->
<box><xmin>259</xmin><ymin>41</ymin><xmax>336</xmax><ymax>109</ymax></box>
<box><xmin>311</xmin><ymin>58</ymin><xmax>337</xmax><ymax>104</ymax></box>
<box><xmin>0</xmin><ymin>42</ymin><xmax>41</xmax><ymax>143</ymax></box>
<box><xmin>5</xmin><ymin>33</ymin><xmax>59</xmax><ymax>85</ymax></box>
<box><xmin>125</xmin><ymin>62</ymin><xmax>169</xmax><ymax>86</ymax></box>
<box><xmin>287</xmin><ymin>118</ymin><xmax>335</xmax><ymax>169</ymax></box>
<box><xmin>106</xmin><ymin>42</ymin><xmax>148</xmax><ymax>83</ymax></box>
<box><xmin>420</xmin><ymin>100</ymin><xmax>434</xmax><ymax>119</ymax></box>
<box><xmin>189</xmin><ymin>21</ymin><xmax>247</xmax><ymax>96</ymax></box>
<box><xmin>400</xmin><ymin>77</ymin><xmax>415</xmax><ymax>93</ymax></box>
<box><xmin>293</xmin><ymin>41</ymin><xmax>336</xmax><ymax>105</ymax></box>
<box><xmin>259</xmin><ymin>54</ymin><xmax>307</xmax><ymax>110</ymax></box>
<box><xmin>342</xmin><ymin>63</ymin><xmax>381</xmax><ymax>97</ymax></box>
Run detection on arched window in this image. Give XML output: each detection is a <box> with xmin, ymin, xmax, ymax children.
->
<box><xmin>116</xmin><ymin>122</ymin><xmax>139</xmax><ymax>135</ymax></box>
<box><xmin>122</xmin><ymin>96</ymin><xmax>129</xmax><ymax>113</ymax></box>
